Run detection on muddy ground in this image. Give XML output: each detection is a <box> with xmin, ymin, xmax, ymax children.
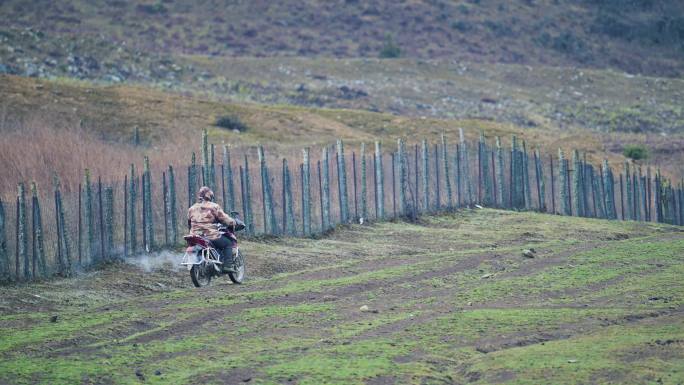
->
<box><xmin>1</xmin><ymin>209</ymin><xmax>683</xmax><ymax>384</ymax></box>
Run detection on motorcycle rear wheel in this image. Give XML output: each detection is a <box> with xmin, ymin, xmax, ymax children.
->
<box><xmin>190</xmin><ymin>262</ymin><xmax>212</xmax><ymax>287</ymax></box>
<box><xmin>228</xmin><ymin>249</ymin><xmax>245</xmax><ymax>284</ymax></box>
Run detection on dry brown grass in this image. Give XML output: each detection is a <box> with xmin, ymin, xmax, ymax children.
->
<box><xmin>1</xmin><ymin>75</ymin><xmax>680</xmax><ymax>200</ymax></box>
<box><xmin>0</xmin><ymin>117</ymin><xmax>193</xmax><ymax>197</ymax></box>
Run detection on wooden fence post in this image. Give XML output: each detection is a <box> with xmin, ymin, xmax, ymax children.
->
<box><xmin>31</xmin><ymin>183</ymin><xmax>48</xmax><ymax>278</ymax></box>
<box><xmin>624</xmin><ymin>162</ymin><xmax>632</xmax><ymax>220</ymax></box>
<box><xmin>679</xmin><ymin>179</ymin><xmax>684</xmax><ymax>226</ymax></box>
<box><xmin>210</xmin><ymin>143</ymin><xmax>216</xmax><ymax>191</ymax></box>
<box><xmin>202</xmin><ymin>128</ymin><xmax>210</xmax><ymax>188</ymax></box>
<box><xmin>482</xmin><ymin>134</ymin><xmax>493</xmax><ymax>206</ymax></box>
<box><xmin>534</xmin><ymin>149</ymin><xmax>543</xmax><ymax>211</ymax></box>
<box><xmin>361</xmin><ymin>143</ymin><xmax>368</xmax><ymax>222</ymax></box>
<box><xmin>391</xmin><ymin>152</ymin><xmax>397</xmax><ymax>217</ymax></box>
<box><xmin>434</xmin><ymin>144</ymin><xmax>440</xmax><ymax>210</ymax></box>
<box><xmin>421</xmin><ymin>139</ymin><xmax>429</xmax><ymax>212</ymax></box>
<box><xmin>168</xmin><ymin>166</ymin><xmax>177</xmax><ymax>245</ymax></box>
<box><xmin>455</xmin><ymin>144</ymin><xmax>461</xmax><ymax>207</ymax></box>
<box><xmin>602</xmin><ymin>160</ymin><xmax>615</xmax><ymax>219</ymax></box>
<box><xmin>566</xmin><ymin>158</ymin><xmax>573</xmax><ymax>215</ymax></box>
<box><xmin>640</xmin><ymin>172</ymin><xmax>648</xmax><ymax>222</ymax></box>
<box><xmin>522</xmin><ymin>141</ymin><xmax>532</xmax><ymax>210</ymax></box>
<box><xmin>549</xmin><ymin>154</ymin><xmax>556</xmax><ymax>214</ymax></box>
<box><xmin>266</xmin><ymin>166</ymin><xmax>279</xmax><ymax>235</ymax></box>
<box><xmin>375</xmin><ymin>141</ymin><xmax>384</xmax><ymax>220</ymax></box>
<box><xmin>104</xmin><ymin>186</ymin><xmax>114</xmax><ymax>258</ymax></box>
<box><xmin>398</xmin><ymin>139</ymin><xmax>408</xmax><ymax>215</ymax></box>
<box><xmin>17</xmin><ymin>183</ymin><xmax>29</xmax><ymax>280</ymax></box>
<box><xmin>558</xmin><ymin>149</ymin><xmax>570</xmax><ymax>215</ymax></box>
<box><xmin>287</xmin><ymin>159</ymin><xmax>293</xmax><ymax>234</ymax></box>
<box><xmin>460</xmin><ymin>128</ymin><xmax>474</xmax><ymax>205</ymax></box>
<box><xmin>581</xmin><ymin>155</ymin><xmax>590</xmax><ymax>216</ymax></box>
<box><xmin>84</xmin><ymin>169</ymin><xmax>94</xmax><ymax>262</ymax></box>
<box><xmin>352</xmin><ymin>151</ymin><xmax>358</xmax><ymax>221</ymax></box>
<box><xmin>679</xmin><ymin>178</ymin><xmax>684</xmax><ymax>226</ymax></box>
<box><xmin>188</xmin><ymin>153</ymin><xmax>197</xmax><ymax>208</ymax></box>
<box><xmin>239</xmin><ymin>165</ymin><xmax>248</xmax><ymax>233</ymax></box>
<box><xmin>53</xmin><ymin>177</ymin><xmax>72</xmax><ymax>276</ymax></box>
<box><xmin>336</xmin><ymin>140</ymin><xmax>349</xmax><ymax>223</ymax></box>
<box><xmin>477</xmin><ymin>134</ymin><xmax>483</xmax><ymax>204</ymax></box>
<box><xmin>143</xmin><ymin>156</ymin><xmax>154</xmax><ymax>251</ymax></box>
<box><xmin>414</xmin><ymin>144</ymin><xmax>419</xmax><ymax>214</ymax></box>
<box><xmin>258</xmin><ymin>146</ymin><xmax>273</xmax><ymax>234</ymax></box>
<box><xmin>316</xmin><ymin>159</ymin><xmax>325</xmax><ymax>228</ymax></box>
<box><xmin>223</xmin><ymin>146</ymin><xmax>236</xmax><ymax>212</ymax></box>
<box><xmin>655</xmin><ymin>171</ymin><xmax>661</xmax><ymax>222</ymax></box>
<box><xmin>496</xmin><ymin>137</ymin><xmax>505</xmax><ymax>208</ymax></box>
<box><xmin>244</xmin><ymin>155</ymin><xmax>254</xmax><ymax>234</ymax></box>
<box><xmin>510</xmin><ymin>136</ymin><xmax>522</xmax><ymax>209</ymax></box>
<box><xmin>441</xmin><ymin>134</ymin><xmax>453</xmax><ymax>209</ymax></box>
<box><xmin>129</xmin><ymin>165</ymin><xmax>137</xmax><ymax>254</ymax></box>
<box><xmin>15</xmin><ymin>195</ymin><xmax>19</xmax><ymax>279</ymax></box>
<box><xmin>491</xmin><ymin>149</ymin><xmax>497</xmax><ymax>208</ymax></box>
<box><xmin>572</xmin><ymin>150</ymin><xmax>582</xmax><ymax>216</ymax></box>
<box><xmin>646</xmin><ymin>167</ymin><xmax>652</xmax><ymax>221</ymax></box>
<box><xmin>302</xmin><ymin>147</ymin><xmax>312</xmax><ymax>235</ymax></box>
<box><xmin>77</xmin><ymin>183</ymin><xmax>82</xmax><ymax>264</ymax></box>
<box><xmin>0</xmin><ymin>197</ymin><xmax>9</xmax><ymax>282</ymax></box>
<box><xmin>631</xmin><ymin>170</ymin><xmax>638</xmax><ymax>221</ymax></box>
<box><xmin>589</xmin><ymin>166</ymin><xmax>603</xmax><ymax>218</ymax></box>
<box><xmin>619</xmin><ymin>173</ymin><xmax>625</xmax><ymax>220</ymax></box>
<box><xmin>124</xmin><ymin>175</ymin><xmax>128</xmax><ymax>257</ymax></box>
<box><xmin>98</xmin><ymin>177</ymin><xmax>106</xmax><ymax>261</ymax></box>
<box><xmin>163</xmin><ymin>171</ymin><xmax>169</xmax><ymax>245</ymax></box>
<box><xmin>284</xmin><ymin>159</ymin><xmax>295</xmax><ymax>235</ymax></box>
<box><xmin>322</xmin><ymin>147</ymin><xmax>331</xmax><ymax>229</ymax></box>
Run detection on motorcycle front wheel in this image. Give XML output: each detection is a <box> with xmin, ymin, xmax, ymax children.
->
<box><xmin>190</xmin><ymin>262</ymin><xmax>212</xmax><ymax>287</ymax></box>
<box><xmin>228</xmin><ymin>249</ymin><xmax>245</xmax><ymax>284</ymax></box>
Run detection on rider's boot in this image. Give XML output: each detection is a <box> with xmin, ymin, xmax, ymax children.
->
<box><xmin>221</xmin><ymin>247</ymin><xmax>236</xmax><ymax>272</ymax></box>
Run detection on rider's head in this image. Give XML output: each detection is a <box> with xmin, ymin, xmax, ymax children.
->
<box><xmin>197</xmin><ymin>186</ymin><xmax>215</xmax><ymax>202</ymax></box>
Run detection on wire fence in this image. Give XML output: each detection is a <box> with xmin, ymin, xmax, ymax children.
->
<box><xmin>1</xmin><ymin>128</ymin><xmax>682</xmax><ymax>284</ymax></box>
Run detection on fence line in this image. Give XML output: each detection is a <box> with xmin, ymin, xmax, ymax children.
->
<box><xmin>1</xmin><ymin>130</ymin><xmax>682</xmax><ymax>284</ymax></box>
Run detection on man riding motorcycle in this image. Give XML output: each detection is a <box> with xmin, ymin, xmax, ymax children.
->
<box><xmin>187</xmin><ymin>186</ymin><xmax>237</xmax><ymax>270</ymax></box>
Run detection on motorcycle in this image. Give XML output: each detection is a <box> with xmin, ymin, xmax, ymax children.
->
<box><xmin>181</xmin><ymin>211</ymin><xmax>246</xmax><ymax>287</ymax></box>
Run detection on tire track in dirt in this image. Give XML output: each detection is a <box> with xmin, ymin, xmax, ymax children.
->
<box><xmin>110</xmin><ymin>238</ymin><xmax>620</xmax><ymax>347</ymax></box>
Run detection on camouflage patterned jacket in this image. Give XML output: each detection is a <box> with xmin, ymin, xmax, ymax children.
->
<box><xmin>187</xmin><ymin>201</ymin><xmax>236</xmax><ymax>240</ymax></box>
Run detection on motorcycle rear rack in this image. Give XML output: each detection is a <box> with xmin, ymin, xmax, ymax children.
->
<box><xmin>180</xmin><ymin>248</ymin><xmax>222</xmax><ymax>266</ymax></box>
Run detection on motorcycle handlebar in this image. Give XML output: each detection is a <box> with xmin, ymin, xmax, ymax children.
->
<box><xmin>217</xmin><ymin>218</ymin><xmax>246</xmax><ymax>232</ymax></box>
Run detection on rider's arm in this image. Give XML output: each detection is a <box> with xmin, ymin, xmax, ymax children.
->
<box><xmin>214</xmin><ymin>206</ymin><xmax>236</xmax><ymax>227</ymax></box>
<box><xmin>216</xmin><ymin>207</ymin><xmax>235</xmax><ymax>226</ymax></box>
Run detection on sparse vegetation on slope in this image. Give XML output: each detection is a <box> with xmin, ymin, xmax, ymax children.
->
<box><xmin>2</xmin><ymin>74</ymin><xmax>682</xmax><ymax>194</ymax></box>
<box><xmin>1</xmin><ymin>0</ymin><xmax>683</xmax><ymax>76</ymax></box>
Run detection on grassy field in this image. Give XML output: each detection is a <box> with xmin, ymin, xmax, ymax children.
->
<box><xmin>1</xmin><ymin>209</ymin><xmax>682</xmax><ymax>384</ymax></box>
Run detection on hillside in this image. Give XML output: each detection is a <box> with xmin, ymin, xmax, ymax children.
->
<box><xmin>1</xmin><ymin>210</ymin><xmax>683</xmax><ymax>384</ymax></box>
<box><xmin>1</xmin><ymin>0</ymin><xmax>683</xmax><ymax>77</ymax></box>
<box><xmin>3</xmin><ymin>74</ymin><xmax>682</xmax><ymax>195</ymax></box>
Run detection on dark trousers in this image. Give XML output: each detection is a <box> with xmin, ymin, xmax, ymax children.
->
<box><xmin>211</xmin><ymin>235</ymin><xmax>233</xmax><ymax>263</ymax></box>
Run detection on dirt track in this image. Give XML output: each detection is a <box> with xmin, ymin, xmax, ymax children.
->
<box><xmin>1</xmin><ymin>209</ymin><xmax>683</xmax><ymax>384</ymax></box>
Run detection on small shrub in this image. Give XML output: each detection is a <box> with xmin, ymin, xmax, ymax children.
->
<box><xmin>484</xmin><ymin>20</ymin><xmax>512</xmax><ymax>37</ymax></box>
<box><xmin>379</xmin><ymin>35</ymin><xmax>401</xmax><ymax>59</ymax></box>
<box><xmin>451</xmin><ymin>20</ymin><xmax>473</xmax><ymax>32</ymax></box>
<box><xmin>623</xmin><ymin>144</ymin><xmax>649</xmax><ymax>161</ymax></box>
<box><xmin>215</xmin><ymin>115</ymin><xmax>248</xmax><ymax>132</ymax></box>
<box><xmin>137</xmin><ymin>2</ymin><xmax>167</xmax><ymax>14</ymax></box>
